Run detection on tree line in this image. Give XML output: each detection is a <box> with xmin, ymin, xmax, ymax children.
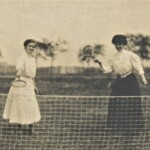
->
<box><xmin>36</xmin><ymin>34</ymin><xmax>150</xmax><ymax>75</ymax></box>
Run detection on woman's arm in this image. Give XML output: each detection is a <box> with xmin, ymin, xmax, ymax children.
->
<box><xmin>93</xmin><ymin>58</ymin><xmax>113</xmax><ymax>73</ymax></box>
<box><xmin>16</xmin><ymin>56</ymin><xmax>24</xmax><ymax>78</ymax></box>
<box><xmin>130</xmin><ymin>52</ymin><xmax>148</xmax><ymax>85</ymax></box>
<box><xmin>33</xmin><ymin>78</ymin><xmax>38</xmax><ymax>94</ymax></box>
<box><xmin>140</xmin><ymin>74</ymin><xmax>148</xmax><ymax>85</ymax></box>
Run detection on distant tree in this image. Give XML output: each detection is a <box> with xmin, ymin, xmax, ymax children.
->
<box><xmin>37</xmin><ymin>37</ymin><xmax>68</xmax><ymax>75</ymax></box>
<box><xmin>35</xmin><ymin>42</ymin><xmax>48</xmax><ymax>60</ymax></box>
<box><xmin>126</xmin><ymin>34</ymin><xmax>150</xmax><ymax>60</ymax></box>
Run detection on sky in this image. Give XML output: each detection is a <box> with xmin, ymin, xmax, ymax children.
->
<box><xmin>0</xmin><ymin>0</ymin><xmax>150</xmax><ymax>67</ymax></box>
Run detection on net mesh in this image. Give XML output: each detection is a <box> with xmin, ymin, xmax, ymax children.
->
<box><xmin>0</xmin><ymin>94</ymin><xmax>150</xmax><ymax>150</ymax></box>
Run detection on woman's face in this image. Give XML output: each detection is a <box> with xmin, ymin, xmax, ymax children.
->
<box><xmin>114</xmin><ymin>44</ymin><xmax>124</xmax><ymax>52</ymax></box>
<box><xmin>25</xmin><ymin>42</ymin><xmax>36</xmax><ymax>56</ymax></box>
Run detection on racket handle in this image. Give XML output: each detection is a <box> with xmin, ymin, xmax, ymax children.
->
<box><xmin>94</xmin><ymin>59</ymin><xmax>102</xmax><ymax>67</ymax></box>
<box><xmin>98</xmin><ymin>62</ymin><xmax>102</xmax><ymax>67</ymax></box>
<box><xmin>93</xmin><ymin>58</ymin><xmax>101</xmax><ymax>65</ymax></box>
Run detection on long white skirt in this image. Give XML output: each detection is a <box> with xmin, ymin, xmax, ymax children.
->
<box><xmin>3</xmin><ymin>77</ymin><xmax>41</xmax><ymax>125</ymax></box>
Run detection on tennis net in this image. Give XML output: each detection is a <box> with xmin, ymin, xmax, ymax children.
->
<box><xmin>0</xmin><ymin>94</ymin><xmax>149</xmax><ymax>150</ymax></box>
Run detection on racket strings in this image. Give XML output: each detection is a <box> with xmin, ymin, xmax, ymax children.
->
<box><xmin>81</xmin><ymin>45</ymin><xmax>94</xmax><ymax>57</ymax></box>
<box><xmin>12</xmin><ymin>79</ymin><xmax>26</xmax><ymax>87</ymax></box>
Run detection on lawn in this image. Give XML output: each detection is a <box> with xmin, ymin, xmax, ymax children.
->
<box><xmin>0</xmin><ymin>75</ymin><xmax>149</xmax><ymax>95</ymax></box>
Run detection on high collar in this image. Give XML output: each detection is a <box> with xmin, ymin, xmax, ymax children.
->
<box><xmin>26</xmin><ymin>53</ymin><xmax>35</xmax><ymax>58</ymax></box>
<box><xmin>116</xmin><ymin>49</ymin><xmax>125</xmax><ymax>55</ymax></box>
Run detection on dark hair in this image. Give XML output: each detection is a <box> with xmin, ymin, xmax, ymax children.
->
<box><xmin>24</xmin><ymin>39</ymin><xmax>36</xmax><ymax>48</ymax></box>
<box><xmin>112</xmin><ymin>34</ymin><xmax>127</xmax><ymax>45</ymax></box>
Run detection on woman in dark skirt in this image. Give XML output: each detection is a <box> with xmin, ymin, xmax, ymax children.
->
<box><xmin>94</xmin><ymin>34</ymin><xmax>148</xmax><ymax>136</ymax></box>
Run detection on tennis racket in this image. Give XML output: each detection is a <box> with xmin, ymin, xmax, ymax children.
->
<box><xmin>12</xmin><ymin>77</ymin><xmax>26</xmax><ymax>88</ymax></box>
<box><xmin>81</xmin><ymin>45</ymin><xmax>95</xmax><ymax>58</ymax></box>
<box><xmin>81</xmin><ymin>45</ymin><xmax>102</xmax><ymax>66</ymax></box>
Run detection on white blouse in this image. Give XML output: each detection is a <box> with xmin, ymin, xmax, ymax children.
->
<box><xmin>101</xmin><ymin>50</ymin><xmax>144</xmax><ymax>77</ymax></box>
<box><xmin>16</xmin><ymin>53</ymin><xmax>36</xmax><ymax>78</ymax></box>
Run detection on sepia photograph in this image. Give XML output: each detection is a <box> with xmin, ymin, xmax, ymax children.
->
<box><xmin>0</xmin><ymin>0</ymin><xmax>150</xmax><ymax>149</ymax></box>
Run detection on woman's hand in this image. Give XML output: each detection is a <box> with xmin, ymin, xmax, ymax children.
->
<box><xmin>33</xmin><ymin>78</ymin><xmax>38</xmax><ymax>94</ymax></box>
<box><xmin>16</xmin><ymin>74</ymin><xmax>21</xmax><ymax>79</ymax></box>
<box><xmin>34</xmin><ymin>86</ymin><xmax>38</xmax><ymax>94</ymax></box>
<box><xmin>141</xmin><ymin>74</ymin><xmax>148</xmax><ymax>85</ymax></box>
<box><xmin>142</xmin><ymin>78</ymin><xmax>148</xmax><ymax>85</ymax></box>
<box><xmin>16</xmin><ymin>70</ymin><xmax>21</xmax><ymax>78</ymax></box>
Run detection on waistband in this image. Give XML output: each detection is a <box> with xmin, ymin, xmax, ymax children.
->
<box><xmin>120</xmin><ymin>71</ymin><xmax>132</xmax><ymax>78</ymax></box>
<box><xmin>19</xmin><ymin>75</ymin><xmax>34</xmax><ymax>79</ymax></box>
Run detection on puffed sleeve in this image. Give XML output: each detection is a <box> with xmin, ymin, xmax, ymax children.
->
<box><xmin>16</xmin><ymin>55</ymin><xmax>25</xmax><ymax>71</ymax></box>
<box><xmin>130</xmin><ymin>52</ymin><xmax>144</xmax><ymax>75</ymax></box>
<box><xmin>101</xmin><ymin>59</ymin><xmax>113</xmax><ymax>73</ymax></box>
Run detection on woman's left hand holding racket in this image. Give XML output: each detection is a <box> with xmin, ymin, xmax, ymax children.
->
<box><xmin>11</xmin><ymin>74</ymin><xmax>26</xmax><ymax>88</ymax></box>
<box><xmin>34</xmin><ymin>86</ymin><xmax>39</xmax><ymax>94</ymax></box>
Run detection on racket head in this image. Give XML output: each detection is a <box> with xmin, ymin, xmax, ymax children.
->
<box><xmin>81</xmin><ymin>45</ymin><xmax>94</xmax><ymax>58</ymax></box>
<box><xmin>12</xmin><ymin>79</ymin><xmax>26</xmax><ymax>88</ymax></box>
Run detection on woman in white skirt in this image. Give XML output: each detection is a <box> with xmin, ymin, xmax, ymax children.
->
<box><xmin>3</xmin><ymin>39</ymin><xmax>41</xmax><ymax>134</ymax></box>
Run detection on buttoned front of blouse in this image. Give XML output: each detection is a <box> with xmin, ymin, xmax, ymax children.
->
<box><xmin>16</xmin><ymin>53</ymin><xmax>36</xmax><ymax>78</ymax></box>
<box><xmin>101</xmin><ymin>50</ymin><xmax>144</xmax><ymax>77</ymax></box>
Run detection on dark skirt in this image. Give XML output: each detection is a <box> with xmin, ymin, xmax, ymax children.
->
<box><xmin>107</xmin><ymin>74</ymin><xmax>144</xmax><ymax>136</ymax></box>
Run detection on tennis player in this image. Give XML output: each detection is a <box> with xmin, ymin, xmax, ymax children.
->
<box><xmin>94</xmin><ymin>34</ymin><xmax>148</xmax><ymax>136</ymax></box>
<box><xmin>3</xmin><ymin>39</ymin><xmax>41</xmax><ymax>134</ymax></box>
